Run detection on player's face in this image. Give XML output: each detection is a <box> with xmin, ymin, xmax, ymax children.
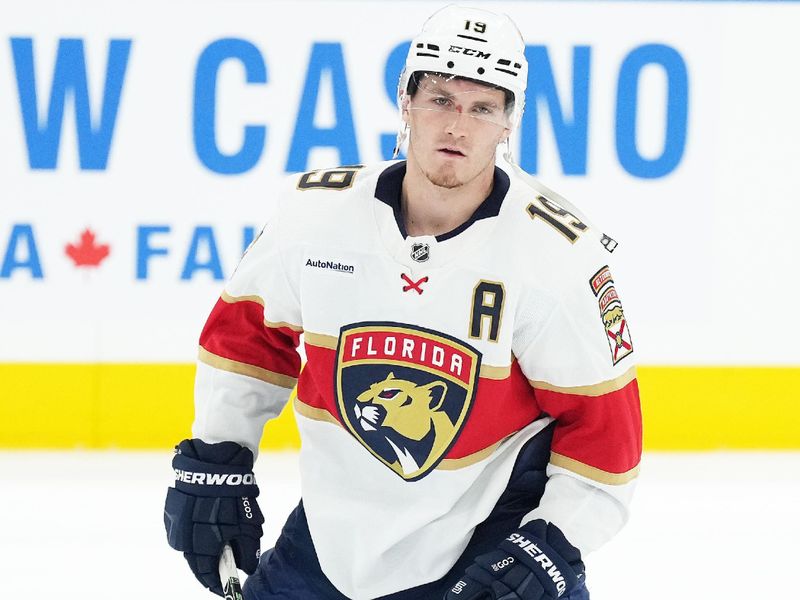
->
<box><xmin>404</xmin><ymin>75</ymin><xmax>511</xmax><ymax>189</ymax></box>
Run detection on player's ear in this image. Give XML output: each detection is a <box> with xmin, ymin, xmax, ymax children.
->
<box><xmin>499</xmin><ymin>127</ymin><xmax>511</xmax><ymax>144</ymax></box>
<box><xmin>400</xmin><ymin>93</ymin><xmax>411</xmax><ymax>124</ymax></box>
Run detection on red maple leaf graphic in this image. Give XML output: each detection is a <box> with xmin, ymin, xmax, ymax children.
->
<box><xmin>65</xmin><ymin>229</ymin><xmax>111</xmax><ymax>267</ymax></box>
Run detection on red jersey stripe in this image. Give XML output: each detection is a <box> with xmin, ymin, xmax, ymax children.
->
<box><xmin>299</xmin><ymin>343</ymin><xmax>541</xmax><ymax>459</ymax></box>
<box><xmin>198</xmin><ymin>347</ymin><xmax>297</xmax><ymax>388</ymax></box>
<box><xmin>199</xmin><ymin>296</ymin><xmax>302</xmax><ymax>380</ymax></box>
<box><xmin>534</xmin><ymin>378</ymin><xmax>642</xmax><ymax>475</ymax></box>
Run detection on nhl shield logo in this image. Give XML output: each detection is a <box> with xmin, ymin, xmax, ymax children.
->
<box><xmin>410</xmin><ymin>243</ymin><xmax>430</xmax><ymax>262</ymax></box>
<box><xmin>335</xmin><ymin>322</ymin><xmax>481</xmax><ymax>481</ymax></box>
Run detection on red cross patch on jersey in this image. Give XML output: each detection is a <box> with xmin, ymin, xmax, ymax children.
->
<box><xmin>334</xmin><ymin>322</ymin><xmax>481</xmax><ymax>481</ymax></box>
<box><xmin>602</xmin><ymin>300</ymin><xmax>633</xmax><ymax>364</ymax></box>
<box><xmin>591</xmin><ymin>267</ymin><xmax>633</xmax><ymax>365</ymax></box>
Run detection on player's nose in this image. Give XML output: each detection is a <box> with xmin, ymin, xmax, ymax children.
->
<box><xmin>443</xmin><ymin>112</ymin><xmax>469</xmax><ymax>138</ymax></box>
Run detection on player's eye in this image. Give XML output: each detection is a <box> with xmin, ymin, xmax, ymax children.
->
<box><xmin>472</xmin><ymin>105</ymin><xmax>494</xmax><ymax>116</ymax></box>
<box><xmin>432</xmin><ymin>96</ymin><xmax>453</xmax><ymax>108</ymax></box>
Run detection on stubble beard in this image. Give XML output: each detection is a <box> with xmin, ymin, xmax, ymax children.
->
<box><xmin>423</xmin><ymin>162</ymin><xmax>461</xmax><ymax>189</ymax></box>
<box><xmin>421</xmin><ymin>151</ymin><xmax>495</xmax><ymax>190</ymax></box>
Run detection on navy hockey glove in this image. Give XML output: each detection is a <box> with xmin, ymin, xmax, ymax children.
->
<box><xmin>445</xmin><ymin>520</ymin><xmax>585</xmax><ymax>600</ymax></box>
<box><xmin>164</xmin><ymin>439</ymin><xmax>264</xmax><ymax>596</ymax></box>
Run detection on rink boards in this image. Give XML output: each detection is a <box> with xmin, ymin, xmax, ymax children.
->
<box><xmin>2</xmin><ymin>1</ymin><xmax>800</xmax><ymax>448</ymax></box>
<box><xmin>2</xmin><ymin>363</ymin><xmax>799</xmax><ymax>449</ymax></box>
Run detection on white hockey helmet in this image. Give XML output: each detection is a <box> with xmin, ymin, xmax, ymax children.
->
<box><xmin>399</xmin><ymin>5</ymin><xmax>528</xmax><ymax>129</ymax></box>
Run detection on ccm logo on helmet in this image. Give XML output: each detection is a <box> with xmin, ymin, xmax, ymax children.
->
<box><xmin>448</xmin><ymin>45</ymin><xmax>491</xmax><ymax>59</ymax></box>
<box><xmin>174</xmin><ymin>469</ymin><xmax>256</xmax><ymax>486</ymax></box>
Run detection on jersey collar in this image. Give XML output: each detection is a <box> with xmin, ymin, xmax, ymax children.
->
<box><xmin>373</xmin><ymin>161</ymin><xmax>510</xmax><ymax>242</ymax></box>
<box><xmin>372</xmin><ymin>161</ymin><xmax>510</xmax><ymax>271</ymax></box>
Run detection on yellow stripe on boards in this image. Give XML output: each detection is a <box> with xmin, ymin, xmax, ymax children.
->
<box><xmin>637</xmin><ymin>366</ymin><xmax>800</xmax><ymax>449</ymax></box>
<box><xmin>1</xmin><ymin>364</ymin><xmax>799</xmax><ymax>449</ymax></box>
<box><xmin>0</xmin><ymin>363</ymin><xmax>299</xmax><ymax>450</ymax></box>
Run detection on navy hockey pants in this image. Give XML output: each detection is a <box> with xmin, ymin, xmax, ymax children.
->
<box><xmin>243</xmin><ymin>425</ymin><xmax>590</xmax><ymax>599</ymax></box>
<box><xmin>243</xmin><ymin>503</ymin><xmax>590</xmax><ymax>600</ymax></box>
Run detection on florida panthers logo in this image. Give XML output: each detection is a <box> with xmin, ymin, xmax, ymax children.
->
<box><xmin>336</xmin><ymin>323</ymin><xmax>481</xmax><ymax>481</ymax></box>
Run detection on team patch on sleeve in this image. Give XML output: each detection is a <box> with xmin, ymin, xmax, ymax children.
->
<box><xmin>590</xmin><ymin>266</ymin><xmax>633</xmax><ymax>365</ymax></box>
<box><xmin>589</xmin><ymin>265</ymin><xmax>614</xmax><ymax>296</ymax></box>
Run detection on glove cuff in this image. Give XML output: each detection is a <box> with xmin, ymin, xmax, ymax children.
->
<box><xmin>172</xmin><ymin>451</ymin><xmax>259</xmax><ymax>498</ymax></box>
<box><xmin>499</xmin><ymin>520</ymin><xmax>584</xmax><ymax>597</ymax></box>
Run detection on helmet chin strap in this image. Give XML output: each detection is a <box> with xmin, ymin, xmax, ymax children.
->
<box><xmin>392</xmin><ymin>123</ymin><xmax>409</xmax><ymax>160</ymax></box>
<box><xmin>502</xmin><ymin>137</ymin><xmax>515</xmax><ymax>166</ymax></box>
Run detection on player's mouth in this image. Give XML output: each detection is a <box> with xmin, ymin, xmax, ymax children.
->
<box><xmin>438</xmin><ymin>147</ymin><xmax>466</xmax><ymax>158</ymax></box>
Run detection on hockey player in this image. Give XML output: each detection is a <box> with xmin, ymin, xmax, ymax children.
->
<box><xmin>164</xmin><ymin>5</ymin><xmax>641</xmax><ymax>600</ymax></box>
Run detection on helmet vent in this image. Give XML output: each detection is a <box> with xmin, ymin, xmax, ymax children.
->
<box><xmin>457</xmin><ymin>34</ymin><xmax>488</xmax><ymax>43</ymax></box>
<box><xmin>495</xmin><ymin>58</ymin><xmax>523</xmax><ymax>77</ymax></box>
<box><xmin>415</xmin><ymin>43</ymin><xmax>440</xmax><ymax>59</ymax></box>
<box><xmin>498</xmin><ymin>60</ymin><xmax>523</xmax><ymax>68</ymax></box>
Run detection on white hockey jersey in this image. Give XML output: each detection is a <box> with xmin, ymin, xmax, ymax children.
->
<box><xmin>192</xmin><ymin>161</ymin><xmax>641</xmax><ymax>600</ymax></box>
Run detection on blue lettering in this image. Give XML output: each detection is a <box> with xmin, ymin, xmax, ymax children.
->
<box><xmin>381</xmin><ymin>41</ymin><xmax>411</xmax><ymax>160</ymax></box>
<box><xmin>243</xmin><ymin>226</ymin><xmax>256</xmax><ymax>253</ymax></box>
<box><xmin>136</xmin><ymin>225</ymin><xmax>170</xmax><ymax>280</ymax></box>
<box><xmin>11</xmin><ymin>37</ymin><xmax>131</xmax><ymax>170</ymax></box>
<box><xmin>520</xmin><ymin>45</ymin><xmax>590</xmax><ymax>176</ymax></box>
<box><xmin>616</xmin><ymin>44</ymin><xmax>688</xmax><ymax>179</ymax></box>
<box><xmin>193</xmin><ymin>38</ymin><xmax>268</xmax><ymax>175</ymax></box>
<box><xmin>286</xmin><ymin>42</ymin><xmax>358</xmax><ymax>172</ymax></box>
<box><xmin>1</xmin><ymin>224</ymin><xmax>43</xmax><ymax>279</ymax></box>
<box><xmin>181</xmin><ymin>226</ymin><xmax>224</xmax><ymax>280</ymax></box>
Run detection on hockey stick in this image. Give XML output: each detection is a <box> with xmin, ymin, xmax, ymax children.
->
<box><xmin>219</xmin><ymin>544</ymin><xmax>244</xmax><ymax>600</ymax></box>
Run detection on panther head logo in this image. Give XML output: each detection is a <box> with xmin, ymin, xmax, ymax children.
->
<box><xmin>354</xmin><ymin>373</ymin><xmax>456</xmax><ymax>476</ymax></box>
<box><xmin>336</xmin><ymin>323</ymin><xmax>481</xmax><ymax>480</ymax></box>
<box><xmin>602</xmin><ymin>305</ymin><xmax>624</xmax><ymax>328</ymax></box>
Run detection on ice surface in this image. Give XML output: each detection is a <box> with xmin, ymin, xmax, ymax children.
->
<box><xmin>1</xmin><ymin>451</ymin><xmax>797</xmax><ymax>599</ymax></box>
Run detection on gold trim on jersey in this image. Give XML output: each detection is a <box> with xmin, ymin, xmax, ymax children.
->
<box><xmin>198</xmin><ymin>347</ymin><xmax>298</xmax><ymax>389</ymax></box>
<box><xmin>550</xmin><ymin>452</ymin><xmax>640</xmax><ymax>485</ymax></box>
<box><xmin>304</xmin><ymin>332</ymin><xmax>339</xmax><ymax>349</ymax></box>
<box><xmin>263</xmin><ymin>319</ymin><xmax>304</xmax><ymax>333</ymax></box>
<box><xmin>437</xmin><ymin>440</ymin><xmax>503</xmax><ymax>470</ymax></box>
<box><xmin>293</xmin><ymin>397</ymin><xmax>341</xmax><ymax>426</ymax></box>
<box><xmin>220</xmin><ymin>291</ymin><xmax>304</xmax><ymax>332</ymax></box>
<box><xmin>479</xmin><ymin>363</ymin><xmax>512</xmax><ymax>380</ymax></box>
<box><xmin>221</xmin><ymin>291</ymin><xmax>264</xmax><ymax>306</ymax></box>
<box><xmin>529</xmin><ymin>366</ymin><xmax>637</xmax><ymax>397</ymax></box>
